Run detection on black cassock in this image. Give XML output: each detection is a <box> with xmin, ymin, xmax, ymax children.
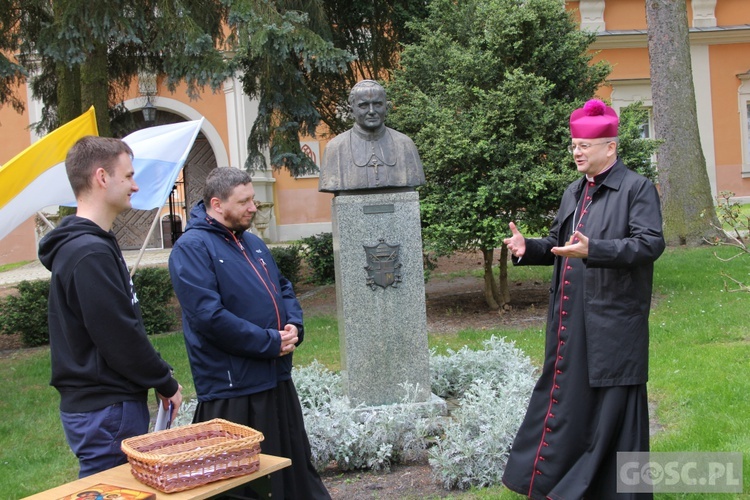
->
<box><xmin>193</xmin><ymin>382</ymin><xmax>331</xmax><ymax>500</ymax></box>
<box><xmin>502</xmin><ymin>179</ymin><xmax>652</xmax><ymax>500</ymax></box>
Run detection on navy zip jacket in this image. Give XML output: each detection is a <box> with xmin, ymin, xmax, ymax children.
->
<box><xmin>38</xmin><ymin>216</ymin><xmax>178</xmax><ymax>412</ymax></box>
<box><xmin>168</xmin><ymin>201</ymin><xmax>304</xmax><ymax>402</ymax></box>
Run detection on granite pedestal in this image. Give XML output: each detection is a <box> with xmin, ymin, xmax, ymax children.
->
<box><xmin>331</xmin><ymin>191</ymin><xmax>431</xmax><ymax>407</ymax></box>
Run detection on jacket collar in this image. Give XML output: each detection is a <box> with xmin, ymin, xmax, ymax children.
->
<box><xmin>573</xmin><ymin>157</ymin><xmax>626</xmax><ymax>195</ymax></box>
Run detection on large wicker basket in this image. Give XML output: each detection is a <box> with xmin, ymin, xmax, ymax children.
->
<box><xmin>121</xmin><ymin>418</ymin><xmax>264</xmax><ymax>493</ymax></box>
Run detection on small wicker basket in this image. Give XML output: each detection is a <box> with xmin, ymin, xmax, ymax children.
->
<box><xmin>121</xmin><ymin>418</ymin><xmax>264</xmax><ymax>493</ymax></box>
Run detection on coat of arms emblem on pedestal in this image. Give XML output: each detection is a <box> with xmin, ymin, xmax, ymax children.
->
<box><xmin>364</xmin><ymin>238</ymin><xmax>402</xmax><ymax>290</ymax></box>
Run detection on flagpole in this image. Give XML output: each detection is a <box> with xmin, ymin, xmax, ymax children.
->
<box><xmin>36</xmin><ymin>211</ymin><xmax>56</xmax><ymax>231</ymax></box>
<box><xmin>130</xmin><ymin>209</ymin><xmax>162</xmax><ymax>278</ymax></box>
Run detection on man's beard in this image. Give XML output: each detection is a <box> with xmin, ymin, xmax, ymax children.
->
<box><xmin>223</xmin><ymin>211</ymin><xmax>253</xmax><ymax>232</ymax></box>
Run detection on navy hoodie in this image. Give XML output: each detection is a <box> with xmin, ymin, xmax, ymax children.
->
<box><xmin>168</xmin><ymin>202</ymin><xmax>304</xmax><ymax>402</ymax></box>
<box><xmin>38</xmin><ymin>216</ymin><xmax>178</xmax><ymax>412</ymax></box>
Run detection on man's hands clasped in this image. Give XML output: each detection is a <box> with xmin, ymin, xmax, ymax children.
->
<box><xmin>279</xmin><ymin>324</ymin><xmax>299</xmax><ymax>357</ymax></box>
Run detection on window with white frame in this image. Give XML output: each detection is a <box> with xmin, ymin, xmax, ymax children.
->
<box><xmin>638</xmin><ymin>107</ymin><xmax>654</xmax><ymax>139</ymax></box>
<box><xmin>610</xmin><ymin>79</ymin><xmax>656</xmax><ymax>166</ymax></box>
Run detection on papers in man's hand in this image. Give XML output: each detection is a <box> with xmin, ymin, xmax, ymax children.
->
<box><xmin>154</xmin><ymin>401</ymin><xmax>173</xmax><ymax>432</ymax></box>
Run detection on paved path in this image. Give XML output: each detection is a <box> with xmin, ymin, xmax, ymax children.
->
<box><xmin>0</xmin><ymin>249</ymin><xmax>172</xmax><ymax>287</ymax></box>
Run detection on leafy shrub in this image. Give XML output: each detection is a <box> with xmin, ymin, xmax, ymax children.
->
<box><xmin>0</xmin><ymin>279</ymin><xmax>50</xmax><ymax>347</ymax></box>
<box><xmin>301</xmin><ymin>232</ymin><xmax>335</xmax><ymax>284</ymax></box>
<box><xmin>428</xmin><ymin>379</ymin><xmax>532</xmax><ymax>490</ymax></box>
<box><xmin>296</xmin><ymin>361</ymin><xmax>440</xmax><ymax>472</ymax></box>
<box><xmin>132</xmin><ymin>267</ymin><xmax>177</xmax><ymax>335</ymax></box>
<box><xmin>270</xmin><ymin>244</ymin><xmax>303</xmax><ymax>285</ymax></box>
<box><xmin>294</xmin><ymin>336</ymin><xmax>536</xmax><ymax>489</ymax></box>
<box><xmin>430</xmin><ymin>335</ymin><xmax>537</xmax><ymax>399</ymax></box>
<box><xmin>428</xmin><ymin>336</ymin><xmax>537</xmax><ymax>490</ymax></box>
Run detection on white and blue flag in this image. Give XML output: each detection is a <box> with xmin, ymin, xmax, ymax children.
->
<box><xmin>125</xmin><ymin>118</ymin><xmax>204</xmax><ymax>210</ymax></box>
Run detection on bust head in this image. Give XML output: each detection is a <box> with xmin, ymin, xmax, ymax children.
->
<box><xmin>349</xmin><ymin>80</ymin><xmax>387</xmax><ymax>134</ymax></box>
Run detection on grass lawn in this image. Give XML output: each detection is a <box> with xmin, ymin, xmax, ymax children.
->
<box><xmin>0</xmin><ymin>261</ymin><xmax>30</xmax><ymax>273</ymax></box>
<box><xmin>1</xmin><ymin>246</ymin><xmax>748</xmax><ymax>498</ymax></box>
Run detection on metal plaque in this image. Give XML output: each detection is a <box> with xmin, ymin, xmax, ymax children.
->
<box><xmin>363</xmin><ymin>204</ymin><xmax>395</xmax><ymax>214</ymax></box>
<box><xmin>364</xmin><ymin>238</ymin><xmax>402</xmax><ymax>289</ymax></box>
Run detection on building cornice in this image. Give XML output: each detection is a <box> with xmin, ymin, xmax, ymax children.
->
<box><xmin>589</xmin><ymin>24</ymin><xmax>750</xmax><ymax>50</ymax></box>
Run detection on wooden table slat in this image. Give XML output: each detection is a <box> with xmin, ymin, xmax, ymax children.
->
<box><xmin>22</xmin><ymin>454</ymin><xmax>291</xmax><ymax>500</ymax></box>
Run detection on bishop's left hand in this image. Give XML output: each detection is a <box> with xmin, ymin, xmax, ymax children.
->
<box><xmin>551</xmin><ymin>231</ymin><xmax>589</xmax><ymax>258</ymax></box>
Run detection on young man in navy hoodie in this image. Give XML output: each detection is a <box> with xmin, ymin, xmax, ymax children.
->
<box><xmin>38</xmin><ymin>136</ymin><xmax>182</xmax><ymax>478</ymax></box>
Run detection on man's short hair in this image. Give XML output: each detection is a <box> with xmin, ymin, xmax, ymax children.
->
<box><xmin>203</xmin><ymin>167</ymin><xmax>253</xmax><ymax>205</ymax></box>
<box><xmin>65</xmin><ymin>136</ymin><xmax>133</xmax><ymax>197</ymax></box>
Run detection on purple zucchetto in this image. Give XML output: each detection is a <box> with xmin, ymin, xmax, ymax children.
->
<box><xmin>569</xmin><ymin>99</ymin><xmax>619</xmax><ymax>139</ymax></box>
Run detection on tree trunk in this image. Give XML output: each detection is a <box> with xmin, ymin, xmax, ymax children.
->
<box><xmin>498</xmin><ymin>244</ymin><xmax>511</xmax><ymax>306</ymax></box>
<box><xmin>55</xmin><ymin>62</ymin><xmax>81</xmax><ymax>126</ymax></box>
<box><xmin>53</xmin><ymin>1</ymin><xmax>80</xmax><ymax>126</ymax></box>
<box><xmin>80</xmin><ymin>41</ymin><xmax>111</xmax><ymax>137</ymax></box>
<box><xmin>645</xmin><ymin>0</ymin><xmax>721</xmax><ymax>246</ymax></box>
<box><xmin>481</xmin><ymin>247</ymin><xmax>500</xmax><ymax>310</ymax></box>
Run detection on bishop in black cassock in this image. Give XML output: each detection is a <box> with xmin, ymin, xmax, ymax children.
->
<box><xmin>502</xmin><ymin>99</ymin><xmax>665</xmax><ymax>500</ymax></box>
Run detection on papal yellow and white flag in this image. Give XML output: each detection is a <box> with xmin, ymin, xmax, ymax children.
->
<box><xmin>0</xmin><ymin>107</ymin><xmax>98</xmax><ymax>241</ymax></box>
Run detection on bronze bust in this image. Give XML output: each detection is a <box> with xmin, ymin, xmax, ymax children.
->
<box><xmin>318</xmin><ymin>80</ymin><xmax>425</xmax><ymax>194</ymax></box>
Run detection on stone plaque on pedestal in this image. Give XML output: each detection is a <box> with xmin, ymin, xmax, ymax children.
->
<box><xmin>331</xmin><ymin>191</ymin><xmax>431</xmax><ymax>407</ymax></box>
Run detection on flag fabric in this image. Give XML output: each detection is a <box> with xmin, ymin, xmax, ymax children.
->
<box><xmin>0</xmin><ymin>107</ymin><xmax>98</xmax><ymax>241</ymax></box>
<box><xmin>0</xmin><ymin>112</ymin><xmax>204</xmax><ymax>241</ymax></box>
<box><xmin>125</xmin><ymin>118</ymin><xmax>204</xmax><ymax>210</ymax></box>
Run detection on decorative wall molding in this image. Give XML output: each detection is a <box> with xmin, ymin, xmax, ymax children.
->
<box><xmin>692</xmin><ymin>0</ymin><xmax>717</xmax><ymax>28</ymax></box>
<box><xmin>579</xmin><ymin>0</ymin><xmax>605</xmax><ymax>33</ymax></box>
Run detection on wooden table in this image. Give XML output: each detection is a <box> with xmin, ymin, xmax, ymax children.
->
<box><xmin>22</xmin><ymin>453</ymin><xmax>291</xmax><ymax>499</ymax></box>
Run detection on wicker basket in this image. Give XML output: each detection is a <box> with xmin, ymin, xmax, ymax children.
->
<box><xmin>121</xmin><ymin>418</ymin><xmax>264</xmax><ymax>493</ymax></box>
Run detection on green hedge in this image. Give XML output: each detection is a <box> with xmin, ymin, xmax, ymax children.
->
<box><xmin>132</xmin><ymin>267</ymin><xmax>178</xmax><ymax>335</ymax></box>
<box><xmin>270</xmin><ymin>244</ymin><xmax>303</xmax><ymax>285</ymax></box>
<box><xmin>0</xmin><ymin>280</ymin><xmax>50</xmax><ymax>347</ymax></box>
<box><xmin>301</xmin><ymin>232</ymin><xmax>335</xmax><ymax>284</ymax></box>
<box><xmin>0</xmin><ymin>267</ymin><xmax>178</xmax><ymax>348</ymax></box>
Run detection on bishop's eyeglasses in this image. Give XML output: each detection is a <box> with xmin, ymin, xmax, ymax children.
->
<box><xmin>567</xmin><ymin>141</ymin><xmax>612</xmax><ymax>154</ymax></box>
